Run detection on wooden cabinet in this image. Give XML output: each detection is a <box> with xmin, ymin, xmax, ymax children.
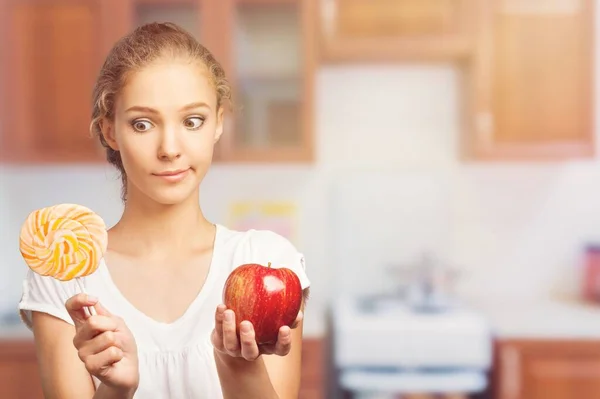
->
<box><xmin>494</xmin><ymin>339</ymin><xmax>600</xmax><ymax>399</ymax></box>
<box><xmin>217</xmin><ymin>0</ymin><xmax>316</xmax><ymax>162</ymax></box>
<box><xmin>0</xmin><ymin>0</ymin><xmax>127</xmax><ymax>163</ymax></box>
<box><xmin>0</xmin><ymin>340</ymin><xmax>43</xmax><ymax>399</ymax></box>
<box><xmin>300</xmin><ymin>338</ymin><xmax>325</xmax><ymax>398</ymax></box>
<box><xmin>2</xmin><ymin>336</ymin><xmax>324</xmax><ymax>398</ymax></box>
<box><xmin>464</xmin><ymin>0</ymin><xmax>594</xmax><ymax>160</ymax></box>
<box><xmin>0</xmin><ymin>0</ymin><xmax>315</xmax><ymax>164</ymax></box>
<box><xmin>317</xmin><ymin>0</ymin><xmax>477</xmax><ymax>62</ymax></box>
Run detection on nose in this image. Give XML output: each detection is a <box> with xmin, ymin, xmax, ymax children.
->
<box><xmin>157</xmin><ymin>126</ymin><xmax>181</xmax><ymax>161</ymax></box>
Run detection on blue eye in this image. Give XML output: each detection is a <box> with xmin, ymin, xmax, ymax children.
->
<box><xmin>131</xmin><ymin>120</ymin><xmax>153</xmax><ymax>132</ymax></box>
<box><xmin>184</xmin><ymin>117</ymin><xmax>204</xmax><ymax>130</ymax></box>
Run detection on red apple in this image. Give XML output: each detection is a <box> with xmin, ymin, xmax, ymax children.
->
<box><xmin>222</xmin><ymin>262</ymin><xmax>303</xmax><ymax>345</ymax></box>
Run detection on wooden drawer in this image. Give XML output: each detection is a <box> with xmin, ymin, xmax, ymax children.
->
<box><xmin>0</xmin><ymin>339</ymin><xmax>43</xmax><ymax>399</ymax></box>
<box><xmin>301</xmin><ymin>338</ymin><xmax>324</xmax><ymax>384</ymax></box>
<box><xmin>299</xmin><ymin>385</ymin><xmax>324</xmax><ymax>399</ymax></box>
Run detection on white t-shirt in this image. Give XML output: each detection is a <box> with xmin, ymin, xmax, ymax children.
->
<box><xmin>18</xmin><ymin>225</ymin><xmax>311</xmax><ymax>399</ymax></box>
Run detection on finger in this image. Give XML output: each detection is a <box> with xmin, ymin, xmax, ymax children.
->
<box><xmin>65</xmin><ymin>294</ymin><xmax>99</xmax><ymax>328</ymax></box>
<box><xmin>73</xmin><ymin>316</ymin><xmax>118</xmax><ymax>349</ymax></box>
<box><xmin>291</xmin><ymin>310</ymin><xmax>304</xmax><ymax>329</ymax></box>
<box><xmin>83</xmin><ymin>346</ymin><xmax>124</xmax><ymax>377</ymax></box>
<box><xmin>239</xmin><ymin>321</ymin><xmax>259</xmax><ymax>361</ymax></box>
<box><xmin>274</xmin><ymin>326</ymin><xmax>292</xmax><ymax>356</ymax></box>
<box><xmin>77</xmin><ymin>330</ymin><xmax>118</xmax><ymax>359</ymax></box>
<box><xmin>222</xmin><ymin>309</ymin><xmax>240</xmax><ymax>355</ymax></box>
<box><xmin>92</xmin><ymin>301</ymin><xmax>112</xmax><ymax>317</ymax></box>
<box><xmin>214</xmin><ymin>304</ymin><xmax>226</xmax><ymax>342</ymax></box>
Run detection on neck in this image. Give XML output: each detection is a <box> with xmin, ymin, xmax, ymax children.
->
<box><xmin>112</xmin><ymin>187</ymin><xmax>214</xmax><ymax>256</ymax></box>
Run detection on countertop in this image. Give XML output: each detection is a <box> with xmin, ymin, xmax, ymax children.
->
<box><xmin>0</xmin><ymin>312</ymin><xmax>324</xmax><ymax>341</ymax></box>
<box><xmin>464</xmin><ymin>294</ymin><xmax>600</xmax><ymax>340</ymax></box>
<box><xmin>0</xmin><ymin>324</ymin><xmax>32</xmax><ymax>340</ymax></box>
<box><xmin>4</xmin><ymin>295</ymin><xmax>600</xmax><ymax>342</ymax></box>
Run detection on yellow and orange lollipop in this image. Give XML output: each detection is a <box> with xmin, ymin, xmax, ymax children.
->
<box><xmin>19</xmin><ymin>203</ymin><xmax>108</xmax><ymax>314</ymax></box>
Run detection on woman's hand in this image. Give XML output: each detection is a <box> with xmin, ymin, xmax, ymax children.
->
<box><xmin>65</xmin><ymin>294</ymin><xmax>139</xmax><ymax>395</ymax></box>
<box><xmin>211</xmin><ymin>304</ymin><xmax>303</xmax><ymax>361</ymax></box>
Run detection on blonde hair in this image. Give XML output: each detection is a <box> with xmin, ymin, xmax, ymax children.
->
<box><xmin>90</xmin><ymin>22</ymin><xmax>231</xmax><ymax>201</ymax></box>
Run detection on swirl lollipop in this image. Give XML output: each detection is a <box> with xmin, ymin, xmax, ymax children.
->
<box><xmin>19</xmin><ymin>203</ymin><xmax>108</xmax><ymax>315</ymax></box>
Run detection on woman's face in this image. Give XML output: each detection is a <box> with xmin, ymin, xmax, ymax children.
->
<box><xmin>103</xmin><ymin>59</ymin><xmax>224</xmax><ymax>205</ymax></box>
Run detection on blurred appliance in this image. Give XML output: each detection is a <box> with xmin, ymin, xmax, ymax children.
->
<box><xmin>386</xmin><ymin>252</ymin><xmax>460</xmax><ymax>313</ymax></box>
<box><xmin>330</xmin><ymin>295</ymin><xmax>492</xmax><ymax>398</ymax></box>
<box><xmin>328</xmin><ymin>171</ymin><xmax>492</xmax><ymax>397</ymax></box>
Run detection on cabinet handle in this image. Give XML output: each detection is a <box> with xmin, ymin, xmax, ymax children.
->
<box><xmin>502</xmin><ymin>345</ymin><xmax>521</xmax><ymax>399</ymax></box>
<box><xmin>501</xmin><ymin>0</ymin><xmax>581</xmax><ymax>16</ymax></box>
<box><xmin>321</xmin><ymin>0</ymin><xmax>337</xmax><ymax>36</ymax></box>
<box><xmin>476</xmin><ymin>112</ymin><xmax>494</xmax><ymax>147</ymax></box>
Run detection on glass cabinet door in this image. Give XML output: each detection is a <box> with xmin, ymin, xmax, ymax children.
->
<box><xmin>134</xmin><ymin>1</ymin><xmax>201</xmax><ymax>38</ymax></box>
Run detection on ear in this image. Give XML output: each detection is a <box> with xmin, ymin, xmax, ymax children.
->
<box><xmin>100</xmin><ymin>118</ymin><xmax>119</xmax><ymax>151</ymax></box>
<box><xmin>214</xmin><ymin>106</ymin><xmax>225</xmax><ymax>143</ymax></box>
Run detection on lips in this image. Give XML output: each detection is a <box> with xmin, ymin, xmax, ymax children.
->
<box><xmin>152</xmin><ymin>168</ymin><xmax>191</xmax><ymax>183</ymax></box>
<box><xmin>154</xmin><ymin>168</ymin><xmax>189</xmax><ymax>177</ymax></box>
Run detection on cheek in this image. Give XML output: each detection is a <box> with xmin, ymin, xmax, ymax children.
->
<box><xmin>187</xmin><ymin>125</ymin><xmax>218</xmax><ymax>157</ymax></box>
<box><xmin>115</xmin><ymin>130</ymin><xmax>153</xmax><ymax>171</ymax></box>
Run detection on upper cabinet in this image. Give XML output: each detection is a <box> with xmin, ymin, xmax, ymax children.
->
<box><xmin>0</xmin><ymin>0</ymin><xmax>127</xmax><ymax>163</ymax></box>
<box><xmin>464</xmin><ymin>0</ymin><xmax>594</xmax><ymax>160</ymax></box>
<box><xmin>218</xmin><ymin>0</ymin><xmax>315</xmax><ymax>162</ymax></box>
<box><xmin>0</xmin><ymin>0</ymin><xmax>315</xmax><ymax>164</ymax></box>
<box><xmin>317</xmin><ymin>0</ymin><xmax>595</xmax><ymax>161</ymax></box>
<box><xmin>317</xmin><ymin>0</ymin><xmax>477</xmax><ymax>62</ymax></box>
<box><xmin>1</xmin><ymin>0</ymin><xmax>592</xmax><ymax>164</ymax></box>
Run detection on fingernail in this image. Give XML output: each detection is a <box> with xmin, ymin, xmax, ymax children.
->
<box><xmin>225</xmin><ymin>311</ymin><xmax>233</xmax><ymax>322</ymax></box>
<box><xmin>241</xmin><ymin>322</ymin><xmax>251</xmax><ymax>334</ymax></box>
<box><xmin>87</xmin><ymin>295</ymin><xmax>98</xmax><ymax>303</ymax></box>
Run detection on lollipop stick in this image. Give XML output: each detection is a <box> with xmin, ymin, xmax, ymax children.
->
<box><xmin>75</xmin><ymin>278</ymin><xmax>97</xmax><ymax>316</ymax></box>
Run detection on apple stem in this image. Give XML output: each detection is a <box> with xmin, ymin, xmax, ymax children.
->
<box><xmin>268</xmin><ymin>262</ymin><xmax>271</xmax><ymax>268</ymax></box>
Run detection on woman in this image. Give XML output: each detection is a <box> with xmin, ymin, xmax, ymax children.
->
<box><xmin>18</xmin><ymin>22</ymin><xmax>310</xmax><ymax>399</ymax></box>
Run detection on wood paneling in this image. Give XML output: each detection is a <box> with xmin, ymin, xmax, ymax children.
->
<box><xmin>494</xmin><ymin>339</ymin><xmax>600</xmax><ymax>399</ymax></box>
<box><xmin>464</xmin><ymin>0</ymin><xmax>594</xmax><ymax>160</ymax></box>
<box><xmin>318</xmin><ymin>0</ymin><xmax>476</xmax><ymax>62</ymax></box>
<box><xmin>0</xmin><ymin>340</ymin><xmax>43</xmax><ymax>399</ymax></box>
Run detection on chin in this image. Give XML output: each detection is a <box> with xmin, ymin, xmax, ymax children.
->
<box><xmin>143</xmin><ymin>183</ymin><xmax>198</xmax><ymax>206</ymax></box>
<box><xmin>153</xmin><ymin>189</ymin><xmax>197</xmax><ymax>205</ymax></box>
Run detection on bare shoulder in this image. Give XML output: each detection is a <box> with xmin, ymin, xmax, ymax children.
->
<box><xmin>32</xmin><ymin>312</ymin><xmax>95</xmax><ymax>398</ymax></box>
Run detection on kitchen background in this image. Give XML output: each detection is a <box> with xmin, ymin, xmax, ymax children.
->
<box><xmin>2</xmin><ymin>1</ymin><xmax>600</xmax><ymax>398</ymax></box>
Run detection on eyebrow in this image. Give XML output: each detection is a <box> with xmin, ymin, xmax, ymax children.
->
<box><xmin>125</xmin><ymin>102</ymin><xmax>211</xmax><ymax>114</ymax></box>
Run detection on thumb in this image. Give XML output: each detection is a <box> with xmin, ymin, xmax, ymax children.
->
<box><xmin>65</xmin><ymin>293</ymin><xmax>98</xmax><ymax>328</ymax></box>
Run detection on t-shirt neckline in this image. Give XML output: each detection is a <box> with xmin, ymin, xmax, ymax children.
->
<box><xmin>98</xmin><ymin>224</ymin><xmax>223</xmax><ymax>330</ymax></box>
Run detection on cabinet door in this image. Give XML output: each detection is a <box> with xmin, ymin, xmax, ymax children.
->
<box><xmin>0</xmin><ymin>340</ymin><xmax>43</xmax><ymax>399</ymax></box>
<box><xmin>300</xmin><ymin>338</ymin><xmax>325</xmax><ymax>398</ymax></box>
<box><xmin>0</xmin><ymin>0</ymin><xmax>127</xmax><ymax>163</ymax></box>
<box><xmin>495</xmin><ymin>339</ymin><xmax>600</xmax><ymax>399</ymax></box>
<box><xmin>215</xmin><ymin>0</ymin><xmax>315</xmax><ymax>163</ymax></box>
<box><xmin>318</xmin><ymin>0</ymin><xmax>475</xmax><ymax>62</ymax></box>
<box><xmin>466</xmin><ymin>0</ymin><xmax>594</xmax><ymax>160</ymax></box>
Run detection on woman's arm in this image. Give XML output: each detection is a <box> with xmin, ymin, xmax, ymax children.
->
<box><xmin>261</xmin><ymin>324</ymin><xmax>303</xmax><ymax>398</ymax></box>
<box><xmin>213</xmin><ymin>294</ymin><xmax>307</xmax><ymax>399</ymax></box>
<box><xmin>31</xmin><ymin>311</ymin><xmax>96</xmax><ymax>398</ymax></box>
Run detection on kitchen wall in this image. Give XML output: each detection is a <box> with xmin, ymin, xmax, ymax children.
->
<box><xmin>2</xmin><ymin>7</ymin><xmax>600</xmax><ymax>337</ymax></box>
